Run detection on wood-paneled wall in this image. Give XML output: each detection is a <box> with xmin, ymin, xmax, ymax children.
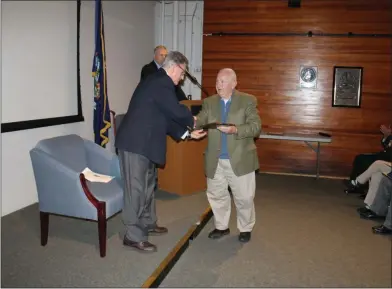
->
<box><xmin>202</xmin><ymin>0</ymin><xmax>392</xmax><ymax>177</ymax></box>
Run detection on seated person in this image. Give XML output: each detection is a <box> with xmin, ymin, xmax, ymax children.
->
<box><xmin>345</xmin><ymin>124</ymin><xmax>391</xmax><ymax>190</ymax></box>
<box><xmin>345</xmin><ymin>160</ymin><xmax>392</xmax><ymax>205</ymax></box>
<box><xmin>357</xmin><ymin>174</ymin><xmax>392</xmax><ymax>235</ymax></box>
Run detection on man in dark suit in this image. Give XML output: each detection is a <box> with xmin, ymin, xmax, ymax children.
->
<box><xmin>140</xmin><ymin>45</ymin><xmax>188</xmax><ymax>197</ymax></box>
<box><xmin>115</xmin><ymin>51</ymin><xmax>206</xmax><ymax>252</ymax></box>
<box><xmin>140</xmin><ymin>45</ymin><xmax>188</xmax><ymax>102</ymax></box>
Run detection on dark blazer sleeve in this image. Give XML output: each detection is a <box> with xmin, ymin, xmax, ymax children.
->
<box><xmin>382</xmin><ymin>135</ymin><xmax>392</xmax><ymax>150</ymax></box>
<box><xmin>140</xmin><ymin>65</ymin><xmax>152</xmax><ymax>82</ymax></box>
<box><xmin>154</xmin><ymin>82</ymin><xmax>193</xmax><ymax>129</ymax></box>
<box><xmin>140</xmin><ymin>62</ymin><xmax>157</xmax><ymax>82</ymax></box>
<box><xmin>167</xmin><ymin>119</ymin><xmax>187</xmax><ymax>141</ymax></box>
<box><xmin>140</xmin><ymin>66</ymin><xmax>146</xmax><ymax>81</ymax></box>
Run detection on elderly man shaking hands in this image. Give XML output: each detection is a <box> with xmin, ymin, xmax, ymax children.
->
<box><xmin>194</xmin><ymin>68</ymin><xmax>262</xmax><ymax>243</ymax></box>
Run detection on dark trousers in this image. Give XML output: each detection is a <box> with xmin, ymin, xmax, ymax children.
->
<box><xmin>154</xmin><ymin>168</ymin><xmax>159</xmax><ymax>192</ymax></box>
<box><xmin>350</xmin><ymin>152</ymin><xmax>389</xmax><ymax>180</ymax></box>
<box><xmin>118</xmin><ymin>150</ymin><xmax>157</xmax><ymax>242</ymax></box>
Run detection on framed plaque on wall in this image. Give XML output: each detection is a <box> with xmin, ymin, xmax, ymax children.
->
<box><xmin>299</xmin><ymin>66</ymin><xmax>318</xmax><ymax>89</ymax></box>
<box><xmin>332</xmin><ymin>66</ymin><xmax>363</xmax><ymax>108</ymax></box>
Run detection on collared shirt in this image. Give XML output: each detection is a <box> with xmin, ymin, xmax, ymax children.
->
<box><xmin>154</xmin><ymin>60</ymin><xmax>161</xmax><ymax>70</ymax></box>
<box><xmin>219</xmin><ymin>96</ymin><xmax>232</xmax><ymax>159</ymax></box>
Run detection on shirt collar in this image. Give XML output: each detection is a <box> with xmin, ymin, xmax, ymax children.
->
<box><xmin>154</xmin><ymin>60</ymin><xmax>161</xmax><ymax>69</ymax></box>
<box><xmin>220</xmin><ymin>96</ymin><xmax>232</xmax><ymax>104</ymax></box>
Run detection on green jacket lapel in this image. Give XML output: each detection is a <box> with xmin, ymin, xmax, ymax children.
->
<box><xmin>227</xmin><ymin>90</ymin><xmax>240</xmax><ymax>124</ymax></box>
<box><xmin>213</xmin><ymin>95</ymin><xmax>222</xmax><ymax>123</ymax></box>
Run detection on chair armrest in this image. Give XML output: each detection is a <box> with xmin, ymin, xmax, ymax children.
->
<box><xmin>30</xmin><ymin>148</ymin><xmax>98</xmax><ymax>220</ymax></box>
<box><xmin>84</xmin><ymin>139</ymin><xmax>121</xmax><ymax>179</ymax></box>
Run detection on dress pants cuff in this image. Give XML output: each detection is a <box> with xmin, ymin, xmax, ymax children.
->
<box><xmin>125</xmin><ymin>226</ymin><xmax>148</xmax><ymax>242</ymax></box>
<box><xmin>215</xmin><ymin>226</ymin><xmax>229</xmax><ymax>230</ymax></box>
<box><xmin>146</xmin><ymin>223</ymin><xmax>158</xmax><ymax>230</ymax></box>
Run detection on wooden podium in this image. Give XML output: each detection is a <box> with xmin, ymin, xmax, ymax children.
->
<box><xmin>158</xmin><ymin>100</ymin><xmax>207</xmax><ymax>196</ymax></box>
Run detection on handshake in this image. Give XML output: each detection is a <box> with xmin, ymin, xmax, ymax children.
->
<box><xmin>188</xmin><ymin>116</ymin><xmax>207</xmax><ymax>140</ymax></box>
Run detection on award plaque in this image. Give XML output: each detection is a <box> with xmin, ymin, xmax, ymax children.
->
<box><xmin>201</xmin><ymin>122</ymin><xmax>234</xmax><ymax>130</ymax></box>
<box><xmin>332</xmin><ymin>66</ymin><xmax>363</xmax><ymax>108</ymax></box>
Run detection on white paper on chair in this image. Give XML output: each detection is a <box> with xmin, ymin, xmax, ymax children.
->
<box><xmin>82</xmin><ymin>167</ymin><xmax>114</xmax><ymax>183</ymax></box>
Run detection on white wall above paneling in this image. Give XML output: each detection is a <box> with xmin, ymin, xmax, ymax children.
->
<box><xmin>1</xmin><ymin>1</ymin><xmax>155</xmax><ymax>216</ymax></box>
<box><xmin>154</xmin><ymin>1</ymin><xmax>204</xmax><ymax>100</ymax></box>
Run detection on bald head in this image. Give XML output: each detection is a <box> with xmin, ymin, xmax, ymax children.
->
<box><xmin>215</xmin><ymin>68</ymin><xmax>237</xmax><ymax>99</ymax></box>
<box><xmin>154</xmin><ymin>45</ymin><xmax>168</xmax><ymax>65</ymax></box>
<box><xmin>218</xmin><ymin>68</ymin><xmax>237</xmax><ymax>81</ymax></box>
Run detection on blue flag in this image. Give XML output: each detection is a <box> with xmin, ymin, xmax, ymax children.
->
<box><xmin>92</xmin><ymin>0</ymin><xmax>111</xmax><ymax>147</ymax></box>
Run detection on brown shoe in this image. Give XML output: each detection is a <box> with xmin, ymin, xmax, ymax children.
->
<box><xmin>148</xmin><ymin>226</ymin><xmax>168</xmax><ymax>236</ymax></box>
<box><xmin>123</xmin><ymin>237</ymin><xmax>157</xmax><ymax>252</ymax></box>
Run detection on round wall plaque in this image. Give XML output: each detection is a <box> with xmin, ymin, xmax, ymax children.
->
<box><xmin>299</xmin><ymin>66</ymin><xmax>318</xmax><ymax>88</ymax></box>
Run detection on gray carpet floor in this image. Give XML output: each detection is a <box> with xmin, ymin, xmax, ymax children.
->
<box><xmin>1</xmin><ymin>190</ymin><xmax>209</xmax><ymax>287</ymax></box>
<box><xmin>160</xmin><ymin>174</ymin><xmax>392</xmax><ymax>288</ymax></box>
<box><xmin>2</xmin><ymin>174</ymin><xmax>391</xmax><ymax>287</ymax></box>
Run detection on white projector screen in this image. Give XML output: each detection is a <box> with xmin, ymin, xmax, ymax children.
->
<box><xmin>1</xmin><ymin>1</ymin><xmax>83</xmax><ymax>133</ymax></box>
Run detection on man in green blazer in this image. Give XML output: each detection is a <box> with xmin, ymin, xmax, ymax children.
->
<box><xmin>195</xmin><ymin>68</ymin><xmax>262</xmax><ymax>243</ymax></box>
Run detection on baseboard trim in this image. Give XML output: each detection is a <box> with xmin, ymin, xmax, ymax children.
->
<box><xmin>259</xmin><ymin>171</ymin><xmax>348</xmax><ymax>180</ymax></box>
<box><xmin>141</xmin><ymin>206</ymin><xmax>213</xmax><ymax>288</ymax></box>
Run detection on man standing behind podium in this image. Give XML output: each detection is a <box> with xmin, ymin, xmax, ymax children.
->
<box><xmin>115</xmin><ymin>51</ymin><xmax>205</xmax><ymax>253</ymax></box>
<box><xmin>140</xmin><ymin>45</ymin><xmax>188</xmax><ymax>102</ymax></box>
<box><xmin>195</xmin><ymin>68</ymin><xmax>262</xmax><ymax>243</ymax></box>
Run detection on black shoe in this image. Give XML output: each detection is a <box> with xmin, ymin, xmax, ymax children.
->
<box><xmin>358</xmin><ymin>193</ymin><xmax>366</xmax><ymax>200</ymax></box>
<box><xmin>343</xmin><ymin>179</ymin><xmax>351</xmax><ymax>188</ymax></box>
<box><xmin>344</xmin><ymin>181</ymin><xmax>365</xmax><ymax>194</ymax></box>
<box><xmin>208</xmin><ymin>228</ymin><xmax>230</xmax><ymax>239</ymax></box>
<box><xmin>357</xmin><ymin>207</ymin><xmax>369</xmax><ymax>214</ymax></box>
<box><xmin>372</xmin><ymin>225</ymin><xmax>392</xmax><ymax>235</ymax></box>
<box><xmin>239</xmin><ymin>232</ymin><xmax>251</xmax><ymax>243</ymax></box>
<box><xmin>358</xmin><ymin>208</ymin><xmax>382</xmax><ymax>220</ymax></box>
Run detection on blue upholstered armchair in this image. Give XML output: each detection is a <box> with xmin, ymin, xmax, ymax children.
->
<box><xmin>30</xmin><ymin>134</ymin><xmax>123</xmax><ymax>257</ymax></box>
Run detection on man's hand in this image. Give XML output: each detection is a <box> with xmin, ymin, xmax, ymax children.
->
<box><xmin>190</xmin><ymin>129</ymin><xmax>207</xmax><ymax>139</ymax></box>
<box><xmin>217</xmin><ymin>125</ymin><xmax>237</xmax><ymax>134</ymax></box>
<box><xmin>380</xmin><ymin>124</ymin><xmax>391</xmax><ymax>137</ymax></box>
<box><xmin>193</xmin><ymin>116</ymin><xmax>197</xmax><ymax>128</ymax></box>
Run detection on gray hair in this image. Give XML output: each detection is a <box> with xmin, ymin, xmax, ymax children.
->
<box><xmin>162</xmin><ymin>51</ymin><xmax>189</xmax><ymax>70</ymax></box>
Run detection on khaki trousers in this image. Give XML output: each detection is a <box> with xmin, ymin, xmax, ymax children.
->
<box><xmin>357</xmin><ymin>160</ymin><xmax>392</xmax><ymax>207</ymax></box>
<box><xmin>206</xmin><ymin>159</ymin><xmax>256</xmax><ymax>232</ymax></box>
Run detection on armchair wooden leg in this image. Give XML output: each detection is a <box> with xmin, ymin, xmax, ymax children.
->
<box><xmin>40</xmin><ymin>211</ymin><xmax>49</xmax><ymax>246</ymax></box>
<box><xmin>97</xmin><ymin>205</ymin><xmax>107</xmax><ymax>258</ymax></box>
<box><xmin>80</xmin><ymin>173</ymin><xmax>108</xmax><ymax>257</ymax></box>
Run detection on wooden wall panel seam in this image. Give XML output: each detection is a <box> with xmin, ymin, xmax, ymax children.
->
<box><xmin>204</xmin><ymin>32</ymin><xmax>392</xmax><ymax>38</ymax></box>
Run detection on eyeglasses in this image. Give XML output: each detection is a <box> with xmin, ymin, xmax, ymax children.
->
<box><xmin>177</xmin><ymin>64</ymin><xmax>189</xmax><ymax>79</ymax></box>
